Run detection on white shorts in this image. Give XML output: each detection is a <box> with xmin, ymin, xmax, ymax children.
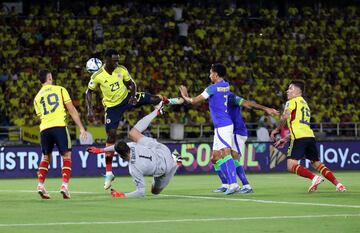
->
<box><xmin>213</xmin><ymin>124</ymin><xmax>234</xmax><ymax>151</ymax></box>
<box><xmin>232</xmin><ymin>134</ymin><xmax>248</xmax><ymax>155</ymax></box>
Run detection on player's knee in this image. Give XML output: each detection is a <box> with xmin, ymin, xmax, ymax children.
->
<box><xmin>231</xmin><ymin>151</ymin><xmax>240</xmax><ymax>160</ymax></box>
<box><xmin>150</xmin><ymin>95</ymin><xmax>161</xmax><ymax>105</ymax></box>
<box><xmin>211</xmin><ymin>152</ymin><xmax>221</xmax><ymax>164</ymax></box>
<box><xmin>287</xmin><ymin>159</ymin><xmax>297</xmax><ymax>172</ymax></box>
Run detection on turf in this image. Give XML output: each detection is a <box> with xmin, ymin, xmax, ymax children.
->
<box><xmin>0</xmin><ymin>172</ymin><xmax>359</xmax><ymax>233</ymax></box>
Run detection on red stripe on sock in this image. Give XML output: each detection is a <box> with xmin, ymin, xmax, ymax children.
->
<box><xmin>37</xmin><ymin>160</ymin><xmax>49</xmax><ymax>183</ymax></box>
<box><xmin>105</xmin><ymin>143</ymin><xmax>114</xmax><ymax>172</ymax></box>
<box><xmin>62</xmin><ymin>158</ymin><xmax>72</xmax><ymax>183</ymax></box>
<box><xmin>320</xmin><ymin>167</ymin><xmax>338</xmax><ymax>186</ymax></box>
<box><xmin>293</xmin><ymin>165</ymin><xmax>315</xmax><ymax>180</ymax></box>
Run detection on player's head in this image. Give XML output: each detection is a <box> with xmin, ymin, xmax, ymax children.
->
<box><xmin>38</xmin><ymin>69</ymin><xmax>53</xmax><ymax>84</ymax></box>
<box><xmin>104</xmin><ymin>48</ymin><xmax>120</xmax><ymax>71</ymax></box>
<box><xmin>209</xmin><ymin>63</ymin><xmax>226</xmax><ymax>83</ymax></box>
<box><xmin>287</xmin><ymin>81</ymin><xmax>303</xmax><ymax>99</ymax></box>
<box><xmin>114</xmin><ymin>140</ymin><xmax>130</xmax><ymax>160</ymax></box>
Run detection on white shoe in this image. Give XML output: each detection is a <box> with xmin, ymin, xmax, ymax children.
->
<box><xmin>336</xmin><ymin>183</ymin><xmax>347</xmax><ymax>192</ymax></box>
<box><xmin>37</xmin><ymin>184</ymin><xmax>50</xmax><ymax>199</ymax></box>
<box><xmin>104</xmin><ymin>173</ymin><xmax>115</xmax><ymax>190</ymax></box>
<box><xmin>308</xmin><ymin>175</ymin><xmax>324</xmax><ymax>193</ymax></box>
<box><xmin>60</xmin><ymin>185</ymin><xmax>71</xmax><ymax>199</ymax></box>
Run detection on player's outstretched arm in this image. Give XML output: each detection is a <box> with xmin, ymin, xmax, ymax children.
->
<box><xmin>270</xmin><ymin>109</ymin><xmax>291</xmax><ymax>140</ymax></box>
<box><xmin>179</xmin><ymin>85</ymin><xmax>205</xmax><ymax>105</ymax></box>
<box><xmin>85</xmin><ymin>89</ymin><xmax>95</xmax><ymax>121</ymax></box>
<box><xmin>87</xmin><ymin>144</ymin><xmax>116</xmax><ymax>154</ymax></box>
<box><xmin>65</xmin><ymin>101</ymin><xmax>87</xmax><ymax>141</ymax></box>
<box><xmin>242</xmin><ymin>100</ymin><xmax>279</xmax><ymax>116</ymax></box>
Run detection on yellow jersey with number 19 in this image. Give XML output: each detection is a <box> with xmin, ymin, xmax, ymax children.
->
<box><xmin>285</xmin><ymin>96</ymin><xmax>315</xmax><ymax>139</ymax></box>
<box><xmin>34</xmin><ymin>84</ymin><xmax>71</xmax><ymax>131</ymax></box>
<box><xmin>87</xmin><ymin>65</ymin><xmax>132</xmax><ymax>108</ymax></box>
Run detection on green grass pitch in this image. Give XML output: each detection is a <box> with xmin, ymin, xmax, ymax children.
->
<box><xmin>0</xmin><ymin>172</ymin><xmax>359</xmax><ymax>233</ymax></box>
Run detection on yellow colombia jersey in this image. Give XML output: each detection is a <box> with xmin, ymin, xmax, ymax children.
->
<box><xmin>33</xmin><ymin>84</ymin><xmax>72</xmax><ymax>131</ymax></box>
<box><xmin>88</xmin><ymin>65</ymin><xmax>132</xmax><ymax>108</ymax></box>
<box><xmin>285</xmin><ymin>96</ymin><xmax>315</xmax><ymax>139</ymax></box>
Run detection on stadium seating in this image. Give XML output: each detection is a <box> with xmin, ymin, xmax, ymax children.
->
<box><xmin>0</xmin><ymin>3</ymin><xmax>358</xmax><ymax>133</ymax></box>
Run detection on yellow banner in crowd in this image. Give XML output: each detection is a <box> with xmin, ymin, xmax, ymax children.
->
<box><xmin>22</xmin><ymin>126</ymin><xmax>40</xmax><ymax>144</ymax></box>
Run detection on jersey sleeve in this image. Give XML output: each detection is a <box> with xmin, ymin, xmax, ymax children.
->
<box><xmin>33</xmin><ymin>99</ymin><xmax>41</xmax><ymax>117</ymax></box>
<box><xmin>137</xmin><ymin>136</ymin><xmax>160</xmax><ymax>148</ymax></box>
<box><xmin>201</xmin><ymin>85</ymin><xmax>215</xmax><ymax>99</ymax></box>
<box><xmin>120</xmin><ymin>66</ymin><xmax>132</xmax><ymax>82</ymax></box>
<box><xmin>87</xmin><ymin>74</ymin><xmax>98</xmax><ymax>90</ymax></box>
<box><xmin>229</xmin><ymin>94</ymin><xmax>244</xmax><ymax>106</ymax></box>
<box><xmin>285</xmin><ymin>99</ymin><xmax>295</xmax><ymax>112</ymax></box>
<box><xmin>126</xmin><ymin>166</ymin><xmax>146</xmax><ymax>198</ymax></box>
<box><xmin>60</xmin><ymin>87</ymin><xmax>72</xmax><ymax>104</ymax></box>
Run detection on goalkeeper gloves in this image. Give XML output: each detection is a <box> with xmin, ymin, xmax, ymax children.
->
<box><xmin>87</xmin><ymin>146</ymin><xmax>104</xmax><ymax>154</ymax></box>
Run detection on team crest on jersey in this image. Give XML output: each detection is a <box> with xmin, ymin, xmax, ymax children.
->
<box><xmin>117</xmin><ymin>73</ymin><xmax>123</xmax><ymax>79</ymax></box>
<box><xmin>106</xmin><ymin>118</ymin><xmax>111</xmax><ymax>124</ymax></box>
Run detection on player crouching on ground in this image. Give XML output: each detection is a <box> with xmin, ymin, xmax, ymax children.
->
<box><xmin>87</xmin><ymin>102</ymin><xmax>184</xmax><ymax>198</ymax></box>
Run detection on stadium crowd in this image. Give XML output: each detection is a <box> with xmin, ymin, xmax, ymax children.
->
<box><xmin>0</xmin><ymin>2</ymin><xmax>359</xmax><ymax>134</ymax></box>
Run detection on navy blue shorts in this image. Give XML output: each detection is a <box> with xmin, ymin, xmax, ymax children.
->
<box><xmin>40</xmin><ymin>127</ymin><xmax>72</xmax><ymax>155</ymax></box>
<box><xmin>287</xmin><ymin>137</ymin><xmax>319</xmax><ymax>161</ymax></box>
<box><xmin>105</xmin><ymin>92</ymin><xmax>152</xmax><ymax>130</ymax></box>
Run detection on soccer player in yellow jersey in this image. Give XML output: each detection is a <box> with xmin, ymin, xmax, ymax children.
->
<box><xmin>271</xmin><ymin>81</ymin><xmax>346</xmax><ymax>193</ymax></box>
<box><xmin>34</xmin><ymin>69</ymin><xmax>87</xmax><ymax>199</ymax></box>
<box><xmin>85</xmin><ymin>49</ymin><xmax>182</xmax><ymax>190</ymax></box>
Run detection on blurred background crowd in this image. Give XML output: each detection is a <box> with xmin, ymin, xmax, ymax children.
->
<box><xmin>0</xmin><ymin>0</ymin><xmax>359</xmax><ymax>138</ymax></box>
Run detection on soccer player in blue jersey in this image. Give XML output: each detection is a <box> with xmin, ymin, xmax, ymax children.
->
<box><xmin>212</xmin><ymin>92</ymin><xmax>279</xmax><ymax>193</ymax></box>
<box><xmin>180</xmin><ymin>63</ymin><xmax>239</xmax><ymax>195</ymax></box>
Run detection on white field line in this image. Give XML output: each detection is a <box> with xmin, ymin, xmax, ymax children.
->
<box><xmin>160</xmin><ymin>194</ymin><xmax>360</xmax><ymax>209</ymax></box>
<box><xmin>0</xmin><ymin>214</ymin><xmax>360</xmax><ymax>227</ymax></box>
<box><xmin>1</xmin><ymin>190</ymin><xmax>360</xmax><ymax>209</ymax></box>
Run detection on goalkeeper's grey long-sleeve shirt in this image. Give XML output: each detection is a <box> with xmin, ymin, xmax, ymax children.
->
<box><xmin>125</xmin><ymin>136</ymin><xmax>174</xmax><ymax>198</ymax></box>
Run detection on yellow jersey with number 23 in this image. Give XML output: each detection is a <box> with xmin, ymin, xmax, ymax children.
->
<box><xmin>88</xmin><ymin>65</ymin><xmax>132</xmax><ymax>108</ymax></box>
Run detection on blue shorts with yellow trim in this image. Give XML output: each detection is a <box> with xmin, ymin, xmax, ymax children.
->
<box><xmin>105</xmin><ymin>92</ymin><xmax>152</xmax><ymax>130</ymax></box>
<box><xmin>287</xmin><ymin>137</ymin><xmax>319</xmax><ymax>161</ymax></box>
<box><xmin>40</xmin><ymin>126</ymin><xmax>71</xmax><ymax>155</ymax></box>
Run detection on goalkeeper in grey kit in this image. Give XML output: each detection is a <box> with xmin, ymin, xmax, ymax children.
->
<box><xmin>87</xmin><ymin>102</ymin><xmax>183</xmax><ymax>198</ymax></box>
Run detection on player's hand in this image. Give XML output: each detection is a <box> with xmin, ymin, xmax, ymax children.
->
<box><xmin>111</xmin><ymin>189</ymin><xmax>125</xmax><ymax>198</ymax></box>
<box><xmin>128</xmin><ymin>95</ymin><xmax>137</xmax><ymax>106</ymax></box>
<box><xmin>179</xmin><ymin>85</ymin><xmax>189</xmax><ymax>98</ymax></box>
<box><xmin>274</xmin><ymin>138</ymin><xmax>288</xmax><ymax>149</ymax></box>
<box><xmin>265</xmin><ymin>108</ymin><xmax>280</xmax><ymax>116</ymax></box>
<box><xmin>87</xmin><ymin>146</ymin><xmax>104</xmax><ymax>154</ymax></box>
<box><xmin>79</xmin><ymin>128</ymin><xmax>87</xmax><ymax>141</ymax></box>
<box><xmin>270</xmin><ymin>128</ymin><xmax>279</xmax><ymax>140</ymax></box>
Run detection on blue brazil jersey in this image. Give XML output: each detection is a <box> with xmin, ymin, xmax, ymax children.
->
<box><xmin>201</xmin><ymin>80</ymin><xmax>233</xmax><ymax>128</ymax></box>
<box><xmin>228</xmin><ymin>92</ymin><xmax>248</xmax><ymax>136</ymax></box>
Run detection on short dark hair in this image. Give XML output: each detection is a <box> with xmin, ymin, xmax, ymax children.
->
<box><xmin>290</xmin><ymin>81</ymin><xmax>305</xmax><ymax>93</ymax></box>
<box><xmin>114</xmin><ymin>140</ymin><xmax>130</xmax><ymax>157</ymax></box>
<box><xmin>38</xmin><ymin>69</ymin><xmax>50</xmax><ymax>83</ymax></box>
<box><xmin>211</xmin><ymin>63</ymin><xmax>226</xmax><ymax>77</ymax></box>
<box><xmin>104</xmin><ymin>48</ymin><xmax>118</xmax><ymax>58</ymax></box>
